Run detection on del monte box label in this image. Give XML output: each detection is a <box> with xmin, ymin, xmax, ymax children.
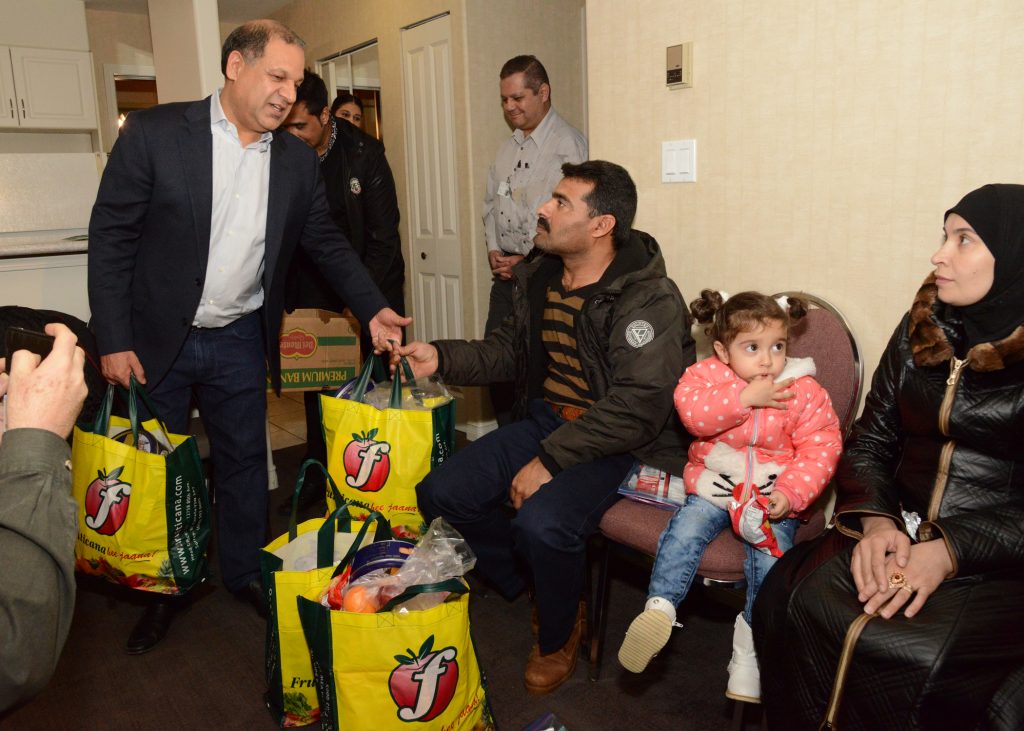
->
<box><xmin>271</xmin><ymin>309</ymin><xmax>360</xmax><ymax>392</ymax></box>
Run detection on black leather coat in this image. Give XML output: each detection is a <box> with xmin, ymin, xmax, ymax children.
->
<box><xmin>285</xmin><ymin>121</ymin><xmax>405</xmax><ymax>316</ymax></box>
<box><xmin>754</xmin><ymin>278</ymin><xmax>1024</xmax><ymax>730</ymax></box>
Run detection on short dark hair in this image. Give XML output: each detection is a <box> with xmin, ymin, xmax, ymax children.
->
<box><xmin>221</xmin><ymin>20</ymin><xmax>305</xmax><ymax>75</ymax></box>
<box><xmin>560</xmin><ymin>160</ymin><xmax>637</xmax><ymax>249</ymax></box>
<box><xmin>499</xmin><ymin>55</ymin><xmax>549</xmax><ymax>93</ymax></box>
<box><xmin>330</xmin><ymin>92</ymin><xmax>364</xmax><ymax>116</ymax></box>
<box><xmin>294</xmin><ymin>69</ymin><xmax>328</xmax><ymax>117</ymax></box>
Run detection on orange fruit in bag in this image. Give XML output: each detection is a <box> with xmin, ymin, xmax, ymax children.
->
<box><xmin>342</xmin><ymin>584</ymin><xmax>379</xmax><ymax>613</ymax></box>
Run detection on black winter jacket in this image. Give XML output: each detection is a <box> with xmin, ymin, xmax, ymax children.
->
<box><xmin>755</xmin><ymin>276</ymin><xmax>1024</xmax><ymax>730</ymax></box>
<box><xmin>834</xmin><ymin>275</ymin><xmax>1024</xmax><ymax>577</ymax></box>
<box><xmin>434</xmin><ymin>230</ymin><xmax>694</xmax><ymax>476</ymax></box>
<box><xmin>285</xmin><ymin>121</ymin><xmax>405</xmax><ymax>315</ymax></box>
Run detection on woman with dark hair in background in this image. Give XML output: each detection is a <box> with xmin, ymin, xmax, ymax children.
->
<box><xmin>755</xmin><ymin>184</ymin><xmax>1024</xmax><ymax>730</ymax></box>
<box><xmin>331</xmin><ymin>92</ymin><xmax>363</xmax><ymax>129</ymax></box>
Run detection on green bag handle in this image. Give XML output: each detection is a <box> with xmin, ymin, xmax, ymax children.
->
<box><xmin>378</xmin><ymin>578</ymin><xmax>468</xmax><ymax>613</ymax></box>
<box><xmin>348</xmin><ymin>351</ymin><xmax>421</xmax><ymax>409</ymax></box>
<box><xmin>329</xmin><ymin>510</ymin><xmax>393</xmax><ymax>579</ymax></box>
<box><xmin>388</xmin><ymin>356</ymin><xmax>423</xmax><ymax>409</ymax></box>
<box><xmin>92</xmin><ymin>376</ymin><xmax>173</xmax><ymax>451</ymax></box>
<box><xmin>348</xmin><ymin>354</ymin><xmax>390</xmax><ymax>402</ymax></box>
<box><xmin>288</xmin><ymin>459</ymin><xmax>347</xmax><ymax>539</ymax></box>
<box><xmin>314</xmin><ymin>501</ymin><xmax>359</xmax><ymax>569</ymax></box>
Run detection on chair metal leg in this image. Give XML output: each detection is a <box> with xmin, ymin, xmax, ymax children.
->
<box><xmin>587</xmin><ymin>537</ymin><xmax>611</xmax><ymax>681</ymax></box>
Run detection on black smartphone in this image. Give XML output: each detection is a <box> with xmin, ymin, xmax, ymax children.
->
<box><xmin>4</xmin><ymin>326</ymin><xmax>56</xmax><ymax>366</ymax></box>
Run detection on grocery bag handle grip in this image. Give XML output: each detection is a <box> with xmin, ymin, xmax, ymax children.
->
<box><xmin>330</xmin><ymin>510</ymin><xmax>393</xmax><ymax>579</ymax></box>
<box><xmin>314</xmin><ymin>500</ymin><xmax>359</xmax><ymax>568</ymax></box>
<box><xmin>288</xmin><ymin>459</ymin><xmax>348</xmax><ymax>538</ymax></box>
<box><xmin>379</xmin><ymin>578</ymin><xmax>468</xmax><ymax>613</ymax></box>
<box><xmin>349</xmin><ymin>353</ymin><xmax>419</xmax><ymax>409</ymax></box>
<box><xmin>92</xmin><ymin>376</ymin><xmax>173</xmax><ymax>449</ymax></box>
<box><xmin>388</xmin><ymin>356</ymin><xmax>422</xmax><ymax>409</ymax></box>
<box><xmin>349</xmin><ymin>354</ymin><xmax>389</xmax><ymax>402</ymax></box>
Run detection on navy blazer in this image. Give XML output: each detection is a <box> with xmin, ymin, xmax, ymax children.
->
<box><xmin>88</xmin><ymin>97</ymin><xmax>387</xmax><ymax>391</ymax></box>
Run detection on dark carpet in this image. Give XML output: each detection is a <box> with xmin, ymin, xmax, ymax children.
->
<box><xmin>1</xmin><ymin>443</ymin><xmax>761</xmax><ymax>731</ymax></box>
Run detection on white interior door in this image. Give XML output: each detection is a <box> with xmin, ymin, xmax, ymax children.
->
<box><xmin>400</xmin><ymin>14</ymin><xmax>462</xmax><ymax>342</ymax></box>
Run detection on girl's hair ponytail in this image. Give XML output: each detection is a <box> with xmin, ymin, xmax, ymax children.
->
<box><xmin>690</xmin><ymin>290</ymin><xmax>808</xmax><ymax>345</ymax></box>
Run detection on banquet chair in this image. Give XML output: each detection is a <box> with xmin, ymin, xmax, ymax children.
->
<box><xmin>586</xmin><ymin>291</ymin><xmax>863</xmax><ymax>687</ymax></box>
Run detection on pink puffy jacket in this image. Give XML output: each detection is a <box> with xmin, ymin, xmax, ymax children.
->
<box><xmin>673</xmin><ymin>355</ymin><xmax>843</xmax><ymax>515</ymax></box>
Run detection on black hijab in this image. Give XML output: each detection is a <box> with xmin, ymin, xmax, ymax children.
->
<box><xmin>943</xmin><ymin>184</ymin><xmax>1024</xmax><ymax>346</ymax></box>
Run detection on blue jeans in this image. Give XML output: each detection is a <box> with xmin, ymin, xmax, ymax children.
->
<box><xmin>648</xmin><ymin>493</ymin><xmax>798</xmax><ymax>624</ymax></box>
<box><xmin>417</xmin><ymin>399</ymin><xmax>633</xmax><ymax>652</ymax></box>
<box><xmin>141</xmin><ymin>311</ymin><xmax>268</xmax><ymax>592</ymax></box>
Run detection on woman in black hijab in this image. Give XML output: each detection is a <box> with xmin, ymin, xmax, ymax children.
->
<box><xmin>753</xmin><ymin>184</ymin><xmax>1024</xmax><ymax>730</ymax></box>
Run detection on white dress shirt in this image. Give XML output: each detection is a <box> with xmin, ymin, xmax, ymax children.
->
<box><xmin>193</xmin><ymin>90</ymin><xmax>273</xmax><ymax>328</ymax></box>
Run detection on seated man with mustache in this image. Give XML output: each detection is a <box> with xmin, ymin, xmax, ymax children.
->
<box><xmin>397</xmin><ymin>160</ymin><xmax>694</xmax><ymax>694</ymax></box>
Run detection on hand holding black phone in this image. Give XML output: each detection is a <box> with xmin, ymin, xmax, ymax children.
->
<box><xmin>2</xmin><ymin>327</ymin><xmax>57</xmax><ymax>434</ymax></box>
<box><xmin>4</xmin><ymin>326</ymin><xmax>56</xmax><ymax>366</ymax></box>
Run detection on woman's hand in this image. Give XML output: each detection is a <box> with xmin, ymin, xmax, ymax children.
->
<box><xmin>850</xmin><ymin>516</ymin><xmax>911</xmax><ymax>602</ymax></box>
<box><xmin>862</xmin><ymin>539</ymin><xmax>954</xmax><ymax>619</ymax></box>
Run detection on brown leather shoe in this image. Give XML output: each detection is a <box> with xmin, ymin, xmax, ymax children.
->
<box><xmin>524</xmin><ymin>602</ymin><xmax>585</xmax><ymax>695</ymax></box>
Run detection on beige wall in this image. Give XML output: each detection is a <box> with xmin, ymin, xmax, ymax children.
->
<box><xmin>586</xmin><ymin>0</ymin><xmax>1024</xmax><ymax>395</ymax></box>
<box><xmin>463</xmin><ymin>0</ymin><xmax>587</xmax><ymax>325</ymax></box>
<box><xmin>86</xmin><ymin>8</ymin><xmax>154</xmax><ymax>152</ymax></box>
<box><xmin>272</xmin><ymin>0</ymin><xmax>585</xmax><ymax>422</ymax></box>
<box><xmin>271</xmin><ymin>1</ymin><xmax>468</xmax><ymax>322</ymax></box>
<box><xmin>0</xmin><ymin>0</ymin><xmax>89</xmax><ymax>50</ymax></box>
<box><xmin>271</xmin><ymin>0</ymin><xmax>584</xmax><ymax>336</ymax></box>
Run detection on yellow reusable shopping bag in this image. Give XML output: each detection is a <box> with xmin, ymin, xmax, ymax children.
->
<box><xmin>296</xmin><ymin>532</ymin><xmax>494</xmax><ymax>730</ymax></box>
<box><xmin>260</xmin><ymin>461</ymin><xmax>384</xmax><ymax>727</ymax></box>
<box><xmin>71</xmin><ymin>379</ymin><xmax>209</xmax><ymax>594</ymax></box>
<box><xmin>322</xmin><ymin>356</ymin><xmax>455</xmax><ymax>540</ymax></box>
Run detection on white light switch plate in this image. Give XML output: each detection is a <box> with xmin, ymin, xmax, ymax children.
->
<box><xmin>662</xmin><ymin>139</ymin><xmax>696</xmax><ymax>183</ymax></box>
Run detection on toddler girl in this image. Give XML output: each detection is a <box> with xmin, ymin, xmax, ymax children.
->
<box><xmin>617</xmin><ymin>290</ymin><xmax>843</xmax><ymax>702</ymax></box>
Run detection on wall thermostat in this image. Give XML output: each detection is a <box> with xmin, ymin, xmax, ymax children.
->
<box><xmin>667</xmin><ymin>42</ymin><xmax>693</xmax><ymax>88</ymax></box>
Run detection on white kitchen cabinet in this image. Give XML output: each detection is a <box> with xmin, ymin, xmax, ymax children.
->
<box><xmin>0</xmin><ymin>46</ymin><xmax>97</xmax><ymax>130</ymax></box>
<box><xmin>0</xmin><ymin>49</ymin><xmax>16</xmax><ymax>129</ymax></box>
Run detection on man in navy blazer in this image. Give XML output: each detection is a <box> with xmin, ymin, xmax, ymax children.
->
<box><xmin>87</xmin><ymin>19</ymin><xmax>408</xmax><ymax>654</ymax></box>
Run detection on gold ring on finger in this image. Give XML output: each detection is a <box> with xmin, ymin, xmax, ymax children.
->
<box><xmin>887</xmin><ymin>571</ymin><xmax>907</xmax><ymax>590</ymax></box>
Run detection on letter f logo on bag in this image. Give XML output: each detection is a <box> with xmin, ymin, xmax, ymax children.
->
<box><xmin>84</xmin><ymin>466</ymin><xmax>132</xmax><ymax>535</ymax></box>
<box><xmin>343</xmin><ymin>429</ymin><xmax>391</xmax><ymax>492</ymax></box>
<box><xmin>389</xmin><ymin>636</ymin><xmax>459</xmax><ymax>722</ymax></box>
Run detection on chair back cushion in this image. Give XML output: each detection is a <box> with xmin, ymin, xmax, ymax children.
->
<box><xmin>786</xmin><ymin>307</ymin><xmax>859</xmax><ymax>432</ymax></box>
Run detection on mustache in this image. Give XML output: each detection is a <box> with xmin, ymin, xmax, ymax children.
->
<box><xmin>536</xmin><ymin>216</ymin><xmax>550</xmax><ymax>232</ymax></box>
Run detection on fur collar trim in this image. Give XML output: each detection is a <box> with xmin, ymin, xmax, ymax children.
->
<box><xmin>779</xmin><ymin>356</ymin><xmax>816</xmax><ymax>381</ymax></box>
<box><xmin>909</xmin><ymin>274</ymin><xmax>1024</xmax><ymax>372</ymax></box>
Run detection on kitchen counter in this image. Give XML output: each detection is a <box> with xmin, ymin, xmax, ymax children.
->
<box><xmin>0</xmin><ymin>233</ymin><xmax>88</xmax><ymax>258</ymax></box>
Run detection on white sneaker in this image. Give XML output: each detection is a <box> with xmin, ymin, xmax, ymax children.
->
<box><xmin>617</xmin><ymin>597</ymin><xmax>676</xmax><ymax>673</ymax></box>
<box><xmin>725</xmin><ymin>613</ymin><xmax>761</xmax><ymax>703</ymax></box>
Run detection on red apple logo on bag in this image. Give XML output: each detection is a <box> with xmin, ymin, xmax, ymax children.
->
<box><xmin>343</xmin><ymin>429</ymin><xmax>391</xmax><ymax>492</ymax></box>
<box><xmin>84</xmin><ymin>466</ymin><xmax>132</xmax><ymax>535</ymax></box>
<box><xmin>389</xmin><ymin>635</ymin><xmax>459</xmax><ymax>722</ymax></box>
